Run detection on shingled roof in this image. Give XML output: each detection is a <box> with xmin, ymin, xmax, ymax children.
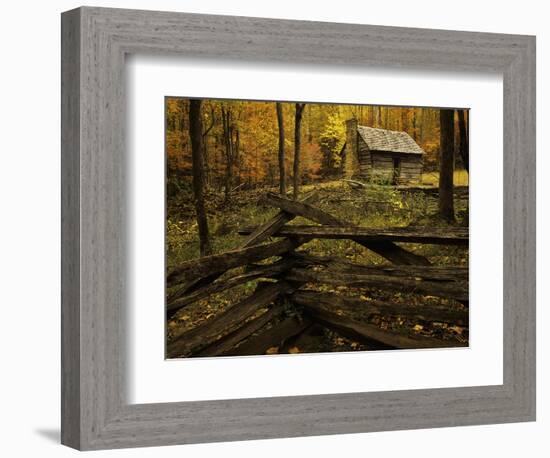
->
<box><xmin>357</xmin><ymin>126</ymin><xmax>424</xmax><ymax>155</ymax></box>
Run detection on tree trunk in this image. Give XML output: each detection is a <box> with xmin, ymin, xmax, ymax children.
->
<box><xmin>234</xmin><ymin>128</ymin><xmax>241</xmax><ymax>189</ymax></box>
<box><xmin>276</xmin><ymin>102</ymin><xmax>286</xmax><ymax>194</ymax></box>
<box><xmin>188</xmin><ymin>99</ymin><xmax>212</xmax><ymax>257</ymax></box>
<box><xmin>293</xmin><ymin>103</ymin><xmax>306</xmax><ymax>199</ymax></box>
<box><xmin>457</xmin><ymin>109</ymin><xmax>469</xmax><ymax>173</ymax></box>
<box><xmin>221</xmin><ymin>106</ymin><xmax>234</xmax><ymax>203</ymax></box>
<box><xmin>439</xmin><ymin>109</ymin><xmax>455</xmax><ymax>222</ymax></box>
<box><xmin>201</xmin><ymin>105</ymin><xmax>216</xmax><ymax>186</ymax></box>
<box><xmin>411</xmin><ymin>108</ymin><xmax>418</xmax><ymax>141</ymax></box>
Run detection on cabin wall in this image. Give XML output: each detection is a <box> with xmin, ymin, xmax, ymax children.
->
<box><xmin>397</xmin><ymin>155</ymin><xmax>423</xmax><ymax>184</ymax></box>
<box><xmin>370</xmin><ymin>152</ymin><xmax>394</xmax><ymax>183</ymax></box>
<box><xmin>368</xmin><ymin>151</ymin><xmax>423</xmax><ymax>184</ymax></box>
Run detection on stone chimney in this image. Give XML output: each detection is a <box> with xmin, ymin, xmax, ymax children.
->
<box><xmin>344</xmin><ymin>118</ymin><xmax>359</xmax><ymax>178</ymax></box>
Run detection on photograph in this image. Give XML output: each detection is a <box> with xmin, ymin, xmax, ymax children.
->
<box><xmin>165</xmin><ymin>98</ymin><xmax>470</xmax><ymax>358</ymax></box>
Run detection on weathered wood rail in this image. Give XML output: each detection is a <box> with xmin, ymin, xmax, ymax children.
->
<box><xmin>167</xmin><ymin>237</ymin><xmax>301</xmax><ymax>287</ymax></box>
<box><xmin>259</xmin><ymin>192</ymin><xmax>432</xmax><ymax>266</ymax></box>
<box><xmin>285</xmin><ymin>268</ymin><xmax>468</xmax><ymax>302</ymax></box>
<box><xmin>169</xmin><ymin>190</ymin><xmax>319</xmax><ymax>300</ymax></box>
<box><xmin>238</xmin><ymin>225</ymin><xmax>469</xmax><ymax>246</ymax></box>
<box><xmin>166</xmin><ymin>192</ymin><xmax>469</xmax><ymax>358</ymax></box>
<box><xmin>291</xmin><ymin>290</ymin><xmax>469</xmax><ymax>326</ymax></box>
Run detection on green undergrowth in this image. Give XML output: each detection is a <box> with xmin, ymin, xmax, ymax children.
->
<box><xmin>167</xmin><ymin>180</ymin><xmax>468</xmax><ymax>271</ymax></box>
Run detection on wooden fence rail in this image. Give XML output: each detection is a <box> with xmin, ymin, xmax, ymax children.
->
<box><xmin>168</xmin><ymin>191</ymin><xmax>319</xmax><ymax>298</ymax></box>
<box><xmin>167</xmin><ymin>281</ymin><xmax>296</xmax><ymax>358</ymax></box>
<box><xmin>166</xmin><ymin>192</ymin><xmax>469</xmax><ymax>358</ymax></box>
<box><xmin>167</xmin><ymin>237</ymin><xmax>300</xmax><ymax>287</ymax></box>
<box><xmin>259</xmin><ymin>192</ymin><xmax>431</xmax><ymax>265</ymax></box>
<box><xmin>285</xmin><ymin>266</ymin><xmax>468</xmax><ymax>302</ymax></box>
<box><xmin>238</xmin><ymin>225</ymin><xmax>469</xmax><ymax>245</ymax></box>
<box><xmin>167</xmin><ymin>258</ymin><xmax>295</xmax><ymax>315</ymax></box>
<box><xmin>291</xmin><ymin>290</ymin><xmax>469</xmax><ymax>325</ymax></box>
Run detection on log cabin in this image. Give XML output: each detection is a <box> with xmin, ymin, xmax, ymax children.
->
<box><xmin>343</xmin><ymin>118</ymin><xmax>425</xmax><ymax>185</ymax></box>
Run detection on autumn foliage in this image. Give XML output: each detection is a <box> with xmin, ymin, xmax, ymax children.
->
<box><xmin>166</xmin><ymin>98</ymin><xmax>468</xmax><ymax>194</ymax></box>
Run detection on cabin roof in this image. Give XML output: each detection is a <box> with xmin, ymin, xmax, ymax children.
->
<box><xmin>357</xmin><ymin>125</ymin><xmax>424</xmax><ymax>155</ymax></box>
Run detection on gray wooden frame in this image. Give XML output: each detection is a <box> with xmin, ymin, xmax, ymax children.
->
<box><xmin>61</xmin><ymin>6</ymin><xmax>536</xmax><ymax>450</ymax></box>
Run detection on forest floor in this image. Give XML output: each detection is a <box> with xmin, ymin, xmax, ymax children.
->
<box><xmin>166</xmin><ymin>179</ymin><xmax>469</xmax><ymax>356</ymax></box>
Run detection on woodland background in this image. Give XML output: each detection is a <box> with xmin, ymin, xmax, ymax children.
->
<box><xmin>166</xmin><ymin>99</ymin><xmax>469</xmax><ymax>198</ymax></box>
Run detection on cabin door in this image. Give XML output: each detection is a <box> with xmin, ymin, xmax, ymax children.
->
<box><xmin>392</xmin><ymin>157</ymin><xmax>401</xmax><ymax>185</ymax></box>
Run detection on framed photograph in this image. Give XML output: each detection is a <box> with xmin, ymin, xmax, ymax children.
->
<box><xmin>163</xmin><ymin>97</ymin><xmax>471</xmax><ymax>360</ymax></box>
<box><xmin>61</xmin><ymin>6</ymin><xmax>535</xmax><ymax>450</ymax></box>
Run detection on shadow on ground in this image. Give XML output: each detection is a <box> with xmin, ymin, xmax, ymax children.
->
<box><xmin>35</xmin><ymin>428</ymin><xmax>60</xmax><ymax>443</ymax></box>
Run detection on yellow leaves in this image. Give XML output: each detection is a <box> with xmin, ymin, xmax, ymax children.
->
<box><xmin>334</xmin><ymin>337</ymin><xmax>346</xmax><ymax>346</ymax></box>
<box><xmin>449</xmin><ymin>325</ymin><xmax>464</xmax><ymax>335</ymax></box>
<box><xmin>413</xmin><ymin>324</ymin><xmax>424</xmax><ymax>332</ymax></box>
<box><xmin>265</xmin><ymin>346</ymin><xmax>302</xmax><ymax>355</ymax></box>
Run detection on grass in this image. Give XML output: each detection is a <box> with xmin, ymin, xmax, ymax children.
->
<box><xmin>166</xmin><ymin>179</ymin><xmax>469</xmax><ymax>271</ymax></box>
<box><xmin>421</xmin><ymin>169</ymin><xmax>469</xmax><ymax>187</ymax></box>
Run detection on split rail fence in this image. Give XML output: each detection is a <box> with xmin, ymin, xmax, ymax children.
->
<box><xmin>166</xmin><ymin>191</ymin><xmax>469</xmax><ymax>358</ymax></box>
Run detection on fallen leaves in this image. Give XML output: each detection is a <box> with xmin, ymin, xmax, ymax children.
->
<box><xmin>449</xmin><ymin>325</ymin><xmax>465</xmax><ymax>335</ymax></box>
